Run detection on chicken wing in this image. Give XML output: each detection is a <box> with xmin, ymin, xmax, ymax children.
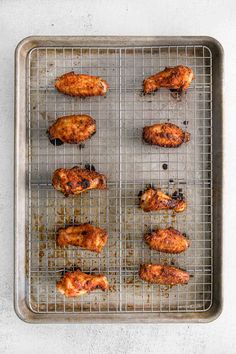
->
<box><xmin>144</xmin><ymin>227</ymin><xmax>189</xmax><ymax>254</ymax></box>
<box><xmin>143</xmin><ymin>123</ymin><xmax>190</xmax><ymax>148</ymax></box>
<box><xmin>55</xmin><ymin>72</ymin><xmax>109</xmax><ymax>97</ymax></box>
<box><xmin>57</xmin><ymin>223</ymin><xmax>108</xmax><ymax>253</ymax></box>
<box><xmin>47</xmin><ymin>115</ymin><xmax>96</xmax><ymax>145</ymax></box>
<box><xmin>140</xmin><ymin>188</ymin><xmax>186</xmax><ymax>213</ymax></box>
<box><xmin>139</xmin><ymin>264</ymin><xmax>190</xmax><ymax>285</ymax></box>
<box><xmin>57</xmin><ymin>269</ymin><xmax>109</xmax><ymax>297</ymax></box>
<box><xmin>143</xmin><ymin>65</ymin><xmax>194</xmax><ymax>94</ymax></box>
<box><xmin>52</xmin><ymin>166</ymin><xmax>107</xmax><ymax>197</ymax></box>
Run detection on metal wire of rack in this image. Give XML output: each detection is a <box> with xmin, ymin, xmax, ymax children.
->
<box><xmin>27</xmin><ymin>45</ymin><xmax>213</xmax><ymax>313</ymax></box>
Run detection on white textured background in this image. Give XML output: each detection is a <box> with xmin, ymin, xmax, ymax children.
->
<box><xmin>0</xmin><ymin>0</ymin><xmax>235</xmax><ymax>353</ymax></box>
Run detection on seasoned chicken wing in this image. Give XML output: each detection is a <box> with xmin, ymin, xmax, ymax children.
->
<box><xmin>57</xmin><ymin>223</ymin><xmax>108</xmax><ymax>253</ymax></box>
<box><xmin>143</xmin><ymin>123</ymin><xmax>190</xmax><ymax>148</ymax></box>
<box><xmin>57</xmin><ymin>269</ymin><xmax>109</xmax><ymax>297</ymax></box>
<box><xmin>140</xmin><ymin>188</ymin><xmax>186</xmax><ymax>213</ymax></box>
<box><xmin>52</xmin><ymin>166</ymin><xmax>107</xmax><ymax>197</ymax></box>
<box><xmin>144</xmin><ymin>227</ymin><xmax>189</xmax><ymax>254</ymax></box>
<box><xmin>143</xmin><ymin>65</ymin><xmax>194</xmax><ymax>94</ymax></box>
<box><xmin>139</xmin><ymin>264</ymin><xmax>190</xmax><ymax>285</ymax></box>
<box><xmin>47</xmin><ymin>115</ymin><xmax>96</xmax><ymax>145</ymax></box>
<box><xmin>55</xmin><ymin>71</ymin><xmax>109</xmax><ymax>97</ymax></box>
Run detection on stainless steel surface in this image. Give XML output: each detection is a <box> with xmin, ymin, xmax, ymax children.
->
<box><xmin>15</xmin><ymin>36</ymin><xmax>223</xmax><ymax>323</ymax></box>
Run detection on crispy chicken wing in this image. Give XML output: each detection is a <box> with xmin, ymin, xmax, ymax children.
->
<box><xmin>140</xmin><ymin>188</ymin><xmax>186</xmax><ymax>213</ymax></box>
<box><xmin>143</xmin><ymin>65</ymin><xmax>194</xmax><ymax>94</ymax></box>
<box><xmin>139</xmin><ymin>264</ymin><xmax>190</xmax><ymax>285</ymax></box>
<box><xmin>143</xmin><ymin>123</ymin><xmax>190</xmax><ymax>148</ymax></box>
<box><xmin>55</xmin><ymin>71</ymin><xmax>109</xmax><ymax>97</ymax></box>
<box><xmin>52</xmin><ymin>166</ymin><xmax>107</xmax><ymax>197</ymax></box>
<box><xmin>47</xmin><ymin>115</ymin><xmax>96</xmax><ymax>145</ymax></box>
<box><xmin>144</xmin><ymin>227</ymin><xmax>189</xmax><ymax>254</ymax></box>
<box><xmin>57</xmin><ymin>269</ymin><xmax>109</xmax><ymax>297</ymax></box>
<box><xmin>57</xmin><ymin>223</ymin><xmax>108</xmax><ymax>253</ymax></box>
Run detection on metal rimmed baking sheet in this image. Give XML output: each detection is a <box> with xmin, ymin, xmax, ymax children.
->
<box><xmin>15</xmin><ymin>36</ymin><xmax>223</xmax><ymax>323</ymax></box>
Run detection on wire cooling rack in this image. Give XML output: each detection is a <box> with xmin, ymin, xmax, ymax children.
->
<box><xmin>27</xmin><ymin>45</ymin><xmax>212</xmax><ymax>313</ymax></box>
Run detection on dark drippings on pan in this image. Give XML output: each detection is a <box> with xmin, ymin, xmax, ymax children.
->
<box><xmin>172</xmin><ymin>191</ymin><xmax>178</xmax><ymax>199</ymax></box>
<box><xmin>84</xmin><ymin>163</ymin><xmax>96</xmax><ymax>171</ymax></box>
<box><xmin>169</xmin><ymin>179</ymin><xmax>174</xmax><ymax>183</ymax></box>
<box><xmin>183</xmin><ymin>120</ymin><xmax>189</xmax><ymax>126</ymax></box>
<box><xmin>170</xmin><ymin>89</ymin><xmax>181</xmax><ymax>93</ymax></box>
<box><xmin>162</xmin><ymin>163</ymin><xmax>168</xmax><ymax>170</ymax></box>
<box><xmin>140</xmin><ymin>89</ymin><xmax>157</xmax><ymax>97</ymax></box>
<box><xmin>139</xmin><ymin>90</ymin><xmax>145</xmax><ymax>97</ymax></box>
<box><xmin>170</xmin><ymin>88</ymin><xmax>184</xmax><ymax>101</ymax></box>
<box><xmin>172</xmin><ymin>190</ymin><xmax>184</xmax><ymax>200</ymax></box>
<box><xmin>79</xmin><ymin>143</ymin><xmax>85</xmax><ymax>149</ymax></box>
<box><xmin>49</xmin><ymin>138</ymin><xmax>64</xmax><ymax>146</ymax></box>
<box><xmin>138</xmin><ymin>190</ymin><xmax>143</xmax><ymax>197</ymax></box>
<box><xmin>62</xmin><ymin>266</ymin><xmax>81</xmax><ymax>275</ymax></box>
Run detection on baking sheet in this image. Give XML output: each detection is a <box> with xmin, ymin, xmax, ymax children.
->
<box><xmin>15</xmin><ymin>36</ymin><xmax>223</xmax><ymax>322</ymax></box>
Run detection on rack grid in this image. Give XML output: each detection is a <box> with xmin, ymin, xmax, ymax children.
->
<box><xmin>27</xmin><ymin>45</ymin><xmax>213</xmax><ymax>313</ymax></box>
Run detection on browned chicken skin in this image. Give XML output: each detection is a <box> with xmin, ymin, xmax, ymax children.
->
<box><xmin>143</xmin><ymin>123</ymin><xmax>190</xmax><ymax>148</ymax></box>
<box><xmin>140</xmin><ymin>188</ymin><xmax>186</xmax><ymax>213</ymax></box>
<box><xmin>55</xmin><ymin>72</ymin><xmax>109</xmax><ymax>97</ymax></box>
<box><xmin>52</xmin><ymin>166</ymin><xmax>107</xmax><ymax>197</ymax></box>
<box><xmin>143</xmin><ymin>65</ymin><xmax>194</xmax><ymax>94</ymax></box>
<box><xmin>57</xmin><ymin>269</ymin><xmax>109</xmax><ymax>297</ymax></box>
<box><xmin>144</xmin><ymin>227</ymin><xmax>189</xmax><ymax>254</ymax></box>
<box><xmin>139</xmin><ymin>264</ymin><xmax>190</xmax><ymax>285</ymax></box>
<box><xmin>47</xmin><ymin>115</ymin><xmax>96</xmax><ymax>145</ymax></box>
<box><xmin>57</xmin><ymin>223</ymin><xmax>108</xmax><ymax>253</ymax></box>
